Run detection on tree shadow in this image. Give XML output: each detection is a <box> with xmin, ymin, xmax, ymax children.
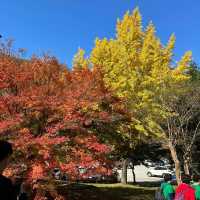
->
<box><xmin>131</xmin><ymin>180</ymin><xmax>161</xmax><ymax>187</ymax></box>
<box><xmin>98</xmin><ymin>186</ymin><xmax>155</xmax><ymax>200</ymax></box>
<box><xmin>57</xmin><ymin>183</ymin><xmax>155</xmax><ymax>200</ymax></box>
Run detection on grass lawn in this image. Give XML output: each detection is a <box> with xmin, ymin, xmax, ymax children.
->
<box><xmin>57</xmin><ymin>183</ymin><xmax>156</xmax><ymax>200</ymax></box>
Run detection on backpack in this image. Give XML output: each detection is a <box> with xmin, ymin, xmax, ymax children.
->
<box><xmin>175</xmin><ymin>190</ymin><xmax>187</xmax><ymax>200</ymax></box>
<box><xmin>174</xmin><ymin>189</ymin><xmax>189</xmax><ymax>200</ymax></box>
<box><xmin>155</xmin><ymin>188</ymin><xmax>165</xmax><ymax>200</ymax></box>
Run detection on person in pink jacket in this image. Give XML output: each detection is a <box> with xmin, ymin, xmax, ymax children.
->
<box><xmin>175</xmin><ymin>174</ymin><xmax>195</xmax><ymax>200</ymax></box>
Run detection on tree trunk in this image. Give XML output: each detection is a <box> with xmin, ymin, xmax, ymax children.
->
<box><xmin>121</xmin><ymin>158</ymin><xmax>128</xmax><ymax>184</ymax></box>
<box><xmin>168</xmin><ymin>141</ymin><xmax>181</xmax><ymax>184</ymax></box>
<box><xmin>131</xmin><ymin>166</ymin><xmax>136</xmax><ymax>183</ymax></box>
<box><xmin>183</xmin><ymin>158</ymin><xmax>190</xmax><ymax>175</ymax></box>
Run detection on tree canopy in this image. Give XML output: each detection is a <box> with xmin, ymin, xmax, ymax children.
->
<box><xmin>0</xmin><ymin>7</ymin><xmax>198</xmax><ymax>194</ymax></box>
<box><xmin>90</xmin><ymin>8</ymin><xmax>192</xmax><ymax>137</ymax></box>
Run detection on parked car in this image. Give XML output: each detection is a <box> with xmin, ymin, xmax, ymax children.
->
<box><xmin>144</xmin><ymin>160</ymin><xmax>165</xmax><ymax>168</ymax></box>
<box><xmin>51</xmin><ymin>168</ymin><xmax>69</xmax><ymax>183</ymax></box>
<box><xmin>78</xmin><ymin>172</ymin><xmax>119</xmax><ymax>183</ymax></box>
<box><xmin>83</xmin><ymin>174</ymin><xmax>103</xmax><ymax>183</ymax></box>
<box><xmin>144</xmin><ymin>160</ymin><xmax>155</xmax><ymax>167</ymax></box>
<box><xmin>147</xmin><ymin>166</ymin><xmax>174</xmax><ymax>177</ymax></box>
<box><xmin>52</xmin><ymin>168</ymin><xmax>62</xmax><ymax>180</ymax></box>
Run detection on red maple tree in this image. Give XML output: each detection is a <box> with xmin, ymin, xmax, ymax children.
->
<box><xmin>0</xmin><ymin>52</ymin><xmax>119</xmax><ymax>187</ymax></box>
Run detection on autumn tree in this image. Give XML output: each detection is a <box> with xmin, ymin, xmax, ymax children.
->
<box><xmin>0</xmin><ymin>55</ymin><xmax>69</xmax><ymax>182</ymax></box>
<box><xmin>0</xmin><ymin>45</ymin><xmax>120</xmax><ymax>196</ymax></box>
<box><xmin>90</xmin><ymin>8</ymin><xmax>191</xmax><ymax>183</ymax></box>
<box><xmin>72</xmin><ymin>48</ymin><xmax>89</xmax><ymax>70</ymax></box>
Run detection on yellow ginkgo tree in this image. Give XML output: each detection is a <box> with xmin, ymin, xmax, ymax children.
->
<box><xmin>72</xmin><ymin>48</ymin><xmax>89</xmax><ymax>70</ymax></box>
<box><xmin>90</xmin><ymin>8</ymin><xmax>192</xmax><ymax>183</ymax></box>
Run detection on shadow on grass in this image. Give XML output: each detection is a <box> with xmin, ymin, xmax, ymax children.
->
<box><xmin>132</xmin><ymin>181</ymin><xmax>161</xmax><ymax>187</ymax></box>
<box><xmin>57</xmin><ymin>183</ymin><xmax>156</xmax><ymax>200</ymax></box>
<box><xmin>98</xmin><ymin>186</ymin><xmax>155</xmax><ymax>200</ymax></box>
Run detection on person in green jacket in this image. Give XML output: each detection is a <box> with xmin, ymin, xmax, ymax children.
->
<box><xmin>160</xmin><ymin>174</ymin><xmax>175</xmax><ymax>200</ymax></box>
<box><xmin>192</xmin><ymin>174</ymin><xmax>200</xmax><ymax>200</ymax></box>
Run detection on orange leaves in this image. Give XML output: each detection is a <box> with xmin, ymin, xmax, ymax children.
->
<box><xmin>28</xmin><ymin>163</ymin><xmax>44</xmax><ymax>181</ymax></box>
<box><xmin>34</xmin><ymin>135</ymin><xmax>66</xmax><ymax>146</ymax></box>
<box><xmin>0</xmin><ymin>52</ymin><xmax>118</xmax><ymax>183</ymax></box>
<box><xmin>0</xmin><ymin>117</ymin><xmax>22</xmax><ymax>134</ymax></box>
<box><xmin>60</xmin><ymin>162</ymin><xmax>77</xmax><ymax>176</ymax></box>
<box><xmin>59</xmin><ymin>135</ymin><xmax>112</xmax><ymax>179</ymax></box>
<box><xmin>74</xmin><ymin>135</ymin><xmax>110</xmax><ymax>153</ymax></box>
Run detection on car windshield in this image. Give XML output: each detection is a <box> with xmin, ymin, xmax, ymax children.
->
<box><xmin>154</xmin><ymin>167</ymin><xmax>167</xmax><ymax>170</ymax></box>
<box><xmin>53</xmin><ymin>169</ymin><xmax>60</xmax><ymax>173</ymax></box>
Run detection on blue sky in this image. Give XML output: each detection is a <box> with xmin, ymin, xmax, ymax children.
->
<box><xmin>1</xmin><ymin>0</ymin><xmax>200</xmax><ymax>67</ymax></box>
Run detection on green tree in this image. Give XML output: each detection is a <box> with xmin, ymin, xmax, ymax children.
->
<box><xmin>188</xmin><ymin>61</ymin><xmax>200</xmax><ymax>82</ymax></box>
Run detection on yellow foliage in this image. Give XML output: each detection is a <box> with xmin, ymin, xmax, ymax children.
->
<box><xmin>72</xmin><ymin>48</ymin><xmax>89</xmax><ymax>70</ymax></box>
<box><xmin>90</xmin><ymin>8</ymin><xmax>191</xmax><ymax>137</ymax></box>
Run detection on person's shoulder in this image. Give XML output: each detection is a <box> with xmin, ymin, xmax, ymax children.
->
<box><xmin>186</xmin><ymin>185</ymin><xmax>195</xmax><ymax>195</ymax></box>
<box><xmin>0</xmin><ymin>175</ymin><xmax>17</xmax><ymax>200</ymax></box>
<box><xmin>161</xmin><ymin>182</ymin><xmax>165</xmax><ymax>186</ymax></box>
<box><xmin>161</xmin><ymin>182</ymin><xmax>167</xmax><ymax>189</ymax></box>
<box><xmin>165</xmin><ymin>182</ymin><xmax>174</xmax><ymax>191</ymax></box>
<box><xmin>161</xmin><ymin>182</ymin><xmax>173</xmax><ymax>191</ymax></box>
<box><xmin>0</xmin><ymin>174</ymin><xmax>13</xmax><ymax>186</ymax></box>
<box><xmin>176</xmin><ymin>183</ymin><xmax>185</xmax><ymax>191</ymax></box>
<box><xmin>167</xmin><ymin>182</ymin><xmax>174</xmax><ymax>187</ymax></box>
<box><xmin>189</xmin><ymin>185</ymin><xmax>196</xmax><ymax>192</ymax></box>
<box><xmin>192</xmin><ymin>183</ymin><xmax>200</xmax><ymax>189</ymax></box>
<box><xmin>182</xmin><ymin>183</ymin><xmax>195</xmax><ymax>191</ymax></box>
<box><xmin>163</xmin><ymin>182</ymin><xmax>171</xmax><ymax>187</ymax></box>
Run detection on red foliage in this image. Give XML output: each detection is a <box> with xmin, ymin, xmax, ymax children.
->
<box><xmin>28</xmin><ymin>163</ymin><xmax>44</xmax><ymax>181</ymax></box>
<box><xmin>0</xmin><ymin>53</ymin><xmax>117</xmax><ymax>185</ymax></box>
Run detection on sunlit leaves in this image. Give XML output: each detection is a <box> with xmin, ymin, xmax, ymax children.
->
<box><xmin>0</xmin><ymin>53</ymin><xmax>115</xmax><ymax>183</ymax></box>
<box><xmin>90</xmin><ymin>8</ymin><xmax>192</xmax><ymax>137</ymax></box>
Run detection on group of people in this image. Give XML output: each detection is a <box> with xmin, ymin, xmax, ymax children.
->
<box><xmin>156</xmin><ymin>173</ymin><xmax>200</xmax><ymax>200</ymax></box>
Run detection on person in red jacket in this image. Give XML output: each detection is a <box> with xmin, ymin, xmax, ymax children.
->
<box><xmin>175</xmin><ymin>174</ymin><xmax>195</xmax><ymax>200</ymax></box>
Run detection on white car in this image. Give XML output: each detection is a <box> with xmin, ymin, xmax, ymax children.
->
<box><xmin>147</xmin><ymin>166</ymin><xmax>174</xmax><ymax>177</ymax></box>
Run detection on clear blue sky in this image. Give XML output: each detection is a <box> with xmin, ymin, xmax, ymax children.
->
<box><xmin>1</xmin><ymin>0</ymin><xmax>200</xmax><ymax>67</ymax></box>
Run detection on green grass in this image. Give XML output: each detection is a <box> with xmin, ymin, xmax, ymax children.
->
<box><xmin>57</xmin><ymin>183</ymin><xmax>156</xmax><ymax>200</ymax></box>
